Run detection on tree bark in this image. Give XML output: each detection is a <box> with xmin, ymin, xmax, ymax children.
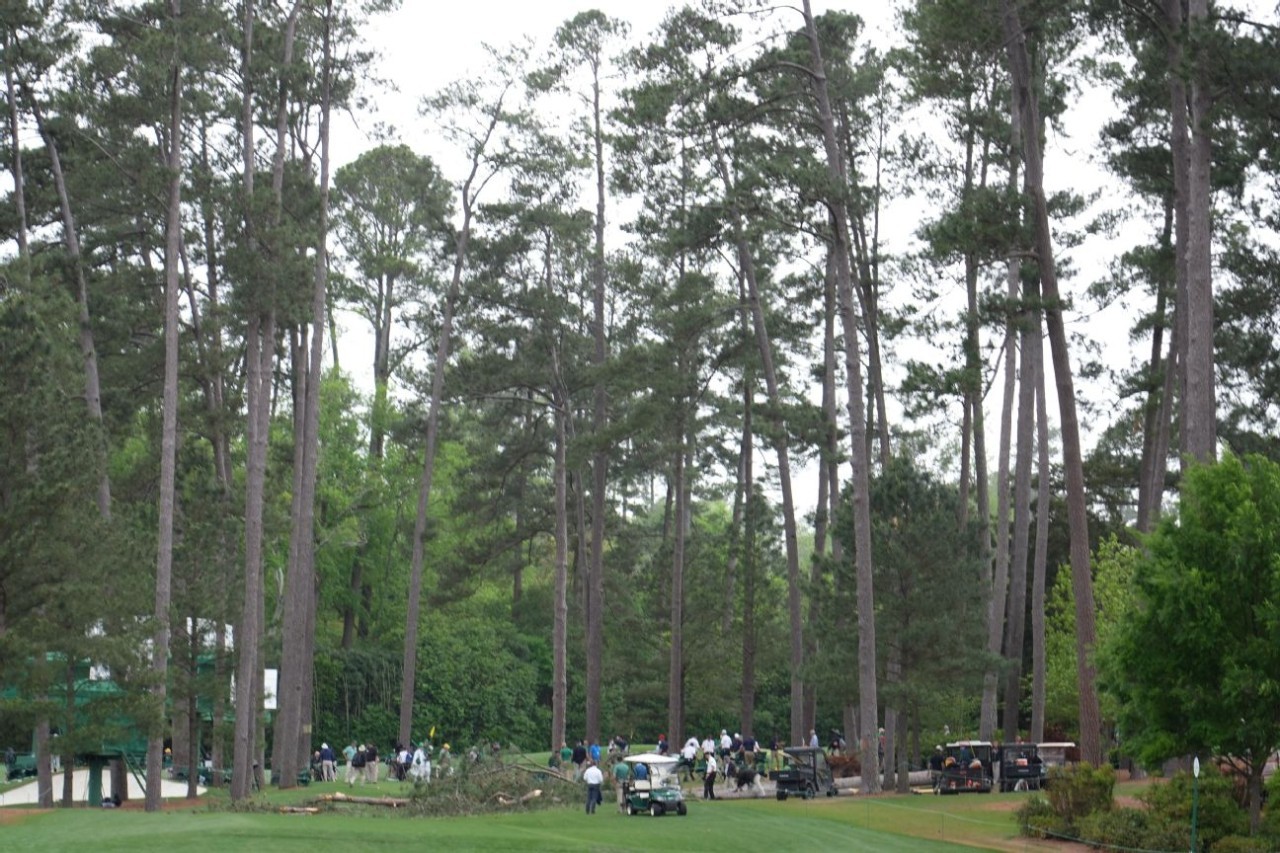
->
<box><xmin>585</xmin><ymin>55</ymin><xmax>609</xmax><ymax>748</ymax></box>
<box><xmin>25</xmin><ymin>91</ymin><xmax>111</xmax><ymax>520</ymax></box>
<box><xmin>1000</xmin><ymin>0</ymin><xmax>1102</xmax><ymax>763</ymax></box>
<box><xmin>1001</xmin><ymin>95</ymin><xmax>1027</xmax><ymax>742</ymax></box>
<box><xmin>146</xmin><ymin>0</ymin><xmax>183</xmax><ymax>810</ymax></box>
<box><xmin>709</xmin><ymin>129</ymin><xmax>806</xmax><ymax>747</ymax></box>
<box><xmin>1136</xmin><ymin>201</ymin><xmax>1175</xmax><ymax>532</ymax></box>
<box><xmin>399</xmin><ymin>84</ymin><xmax>509</xmax><ymax>749</ymax></box>
<box><xmin>4</xmin><ymin>32</ymin><xmax>29</xmax><ymax>262</ymax></box>
<box><xmin>1030</xmin><ymin>311</ymin><xmax>1050</xmax><ymax>744</ymax></box>
<box><xmin>801</xmin><ymin>0</ymin><xmax>880</xmax><ymax>791</ymax></box>
<box><xmin>1182</xmin><ymin>0</ymin><xmax>1216</xmax><ymax>463</ymax></box>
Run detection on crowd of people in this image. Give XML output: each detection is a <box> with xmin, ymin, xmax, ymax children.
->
<box><xmin>557</xmin><ymin>728</ymin><xmax>800</xmax><ymax>813</ymax></box>
<box><xmin>306</xmin><ymin>738</ymin><xmax>455</xmax><ymax>785</ymax></box>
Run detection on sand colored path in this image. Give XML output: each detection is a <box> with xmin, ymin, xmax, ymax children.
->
<box><xmin>0</xmin><ymin>767</ymin><xmax>204</xmax><ymax>806</ymax></box>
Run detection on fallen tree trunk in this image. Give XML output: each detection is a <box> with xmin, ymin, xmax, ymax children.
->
<box><xmin>317</xmin><ymin>791</ymin><xmax>409</xmax><ymax>808</ymax></box>
<box><xmin>494</xmin><ymin>789</ymin><xmax>542</xmax><ymax>807</ymax></box>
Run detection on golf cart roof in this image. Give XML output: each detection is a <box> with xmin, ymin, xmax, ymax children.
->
<box><xmin>624</xmin><ymin>752</ymin><xmax>677</xmax><ymax>765</ymax></box>
<box><xmin>945</xmin><ymin>740</ymin><xmax>992</xmax><ymax>748</ymax></box>
<box><xmin>783</xmin><ymin>746</ymin><xmax>825</xmax><ymax>756</ymax></box>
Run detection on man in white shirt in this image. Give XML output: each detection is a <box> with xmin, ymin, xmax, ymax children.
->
<box><xmin>680</xmin><ymin>737</ymin><xmax>698</xmax><ymax>780</ymax></box>
<box><xmin>583</xmin><ymin>761</ymin><xmax>604</xmax><ymax>814</ymax></box>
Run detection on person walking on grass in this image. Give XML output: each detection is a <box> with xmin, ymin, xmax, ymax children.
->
<box><xmin>703</xmin><ymin>753</ymin><xmax>718</xmax><ymax>800</ymax></box>
<box><xmin>583</xmin><ymin>761</ymin><xmax>604</xmax><ymax>814</ymax></box>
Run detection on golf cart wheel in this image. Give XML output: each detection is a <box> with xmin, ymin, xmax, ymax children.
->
<box><xmin>625</xmin><ymin>801</ymin><xmax>635</xmax><ymax>816</ymax></box>
<box><xmin>677</xmin><ymin>802</ymin><xmax>687</xmax><ymax>816</ymax></box>
<box><xmin>776</xmin><ymin>791</ymin><xmax>787</xmax><ymax>801</ymax></box>
<box><xmin>803</xmin><ymin>782</ymin><xmax>816</xmax><ymax>799</ymax></box>
<box><xmin>650</xmin><ymin>802</ymin><xmax>664</xmax><ymax>817</ymax></box>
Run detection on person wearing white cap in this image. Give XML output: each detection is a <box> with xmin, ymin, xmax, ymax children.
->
<box><xmin>320</xmin><ymin>743</ymin><xmax>336</xmax><ymax>781</ymax></box>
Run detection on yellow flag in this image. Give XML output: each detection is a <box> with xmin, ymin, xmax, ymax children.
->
<box><xmin>429</xmin><ymin>726</ymin><xmax>436</xmax><ymax>739</ymax></box>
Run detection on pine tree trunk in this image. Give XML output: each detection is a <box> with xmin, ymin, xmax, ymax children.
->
<box><xmin>1136</xmin><ymin>202</ymin><xmax>1175</xmax><ymax>532</ymax></box>
<box><xmin>1000</xmin><ymin>0</ymin><xmax>1102</xmax><ymax>764</ymax></box>
<box><xmin>399</xmin><ymin>89</ymin><xmax>499</xmax><ymax>746</ymax></box>
<box><xmin>268</xmin><ymin>0</ymin><xmax>312</xmax><ymax>788</ymax></box>
<box><xmin>801</xmin><ymin>0</ymin><xmax>880</xmax><ymax>791</ymax></box>
<box><xmin>5</xmin><ymin>33</ymin><xmax>29</xmax><ymax>261</ymax></box>
<box><xmin>1030</xmin><ymin>314</ymin><xmax>1050</xmax><ymax>743</ymax></box>
<box><xmin>26</xmin><ymin>93</ymin><xmax>111</xmax><ymax>519</ymax></box>
<box><xmin>585</xmin><ymin>63</ymin><xmax>609</xmax><ymax>747</ymax></box>
<box><xmin>1001</xmin><ymin>98</ymin><xmax>1028</xmax><ymax>742</ymax></box>
<box><xmin>1183</xmin><ymin>0</ymin><xmax>1216</xmax><ymax>463</ymax></box>
<box><xmin>667</xmin><ymin>432</ymin><xmax>688</xmax><ymax>744</ymax></box>
<box><xmin>147</xmin><ymin>7</ymin><xmax>183</xmax><ymax>808</ymax></box>
<box><xmin>230</xmin><ymin>0</ymin><xmax>261</xmax><ymax>802</ymax></box>
<box><xmin>710</xmin><ymin>131</ymin><xmax>806</xmax><ymax>748</ymax></box>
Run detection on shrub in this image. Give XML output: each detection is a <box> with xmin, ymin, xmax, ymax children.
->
<box><xmin>1016</xmin><ymin>794</ymin><xmax>1070</xmax><ymax>841</ymax></box>
<box><xmin>1077</xmin><ymin>807</ymin><xmax>1188</xmax><ymax>852</ymax></box>
<box><xmin>1213</xmin><ymin>836</ymin><xmax>1275</xmax><ymax>853</ymax></box>
<box><xmin>1044</xmin><ymin>762</ymin><xmax>1116</xmax><ymax>826</ymax></box>
<box><xmin>1140</xmin><ymin>768</ymin><xmax>1248</xmax><ymax>850</ymax></box>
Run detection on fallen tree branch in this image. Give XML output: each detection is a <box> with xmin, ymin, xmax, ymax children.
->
<box><xmin>315</xmin><ymin>791</ymin><xmax>410</xmax><ymax>808</ymax></box>
<box><xmin>493</xmin><ymin>789</ymin><xmax>542</xmax><ymax>807</ymax></box>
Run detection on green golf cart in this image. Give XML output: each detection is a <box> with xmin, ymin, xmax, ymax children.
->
<box><xmin>620</xmin><ymin>753</ymin><xmax>687</xmax><ymax>816</ymax></box>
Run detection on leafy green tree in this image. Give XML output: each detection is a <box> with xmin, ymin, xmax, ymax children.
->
<box><xmin>1104</xmin><ymin>453</ymin><xmax>1280</xmax><ymax>831</ymax></box>
<box><xmin>1044</xmin><ymin>536</ymin><xmax>1136</xmax><ymax>739</ymax></box>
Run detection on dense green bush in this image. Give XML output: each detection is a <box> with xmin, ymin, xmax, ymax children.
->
<box><xmin>1077</xmin><ymin>807</ymin><xmax>1188</xmax><ymax>851</ymax></box>
<box><xmin>1140</xmin><ymin>769</ymin><xmax>1248</xmax><ymax>850</ymax></box>
<box><xmin>1044</xmin><ymin>762</ymin><xmax>1116</xmax><ymax>825</ymax></box>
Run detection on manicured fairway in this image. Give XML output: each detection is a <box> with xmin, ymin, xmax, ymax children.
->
<box><xmin>0</xmin><ymin>787</ymin><xmax>1039</xmax><ymax>852</ymax></box>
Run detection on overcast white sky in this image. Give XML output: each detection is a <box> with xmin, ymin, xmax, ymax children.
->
<box><xmin>326</xmin><ymin>0</ymin><xmax>1275</xmax><ymax>511</ymax></box>
<box><xmin>326</xmin><ymin>0</ymin><xmax>1109</xmax><ymax>509</ymax></box>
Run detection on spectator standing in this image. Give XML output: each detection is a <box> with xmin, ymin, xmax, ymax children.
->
<box><xmin>589</xmin><ymin>740</ymin><xmax>601</xmax><ymax>764</ymax></box>
<box><xmin>571</xmin><ymin>740</ymin><xmax>588</xmax><ymax>782</ymax></box>
<box><xmin>349</xmin><ymin>744</ymin><xmax>366</xmax><ymax>785</ymax></box>
<box><xmin>583</xmin><ymin>761</ymin><xmax>604</xmax><ymax>814</ymax></box>
<box><xmin>612</xmin><ymin>755</ymin><xmax>631</xmax><ymax>811</ymax></box>
<box><xmin>364</xmin><ymin>743</ymin><xmax>379</xmax><ymax>783</ymax></box>
<box><xmin>319</xmin><ymin>743</ymin><xmax>336</xmax><ymax>781</ymax></box>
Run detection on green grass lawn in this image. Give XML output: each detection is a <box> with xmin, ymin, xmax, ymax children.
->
<box><xmin>0</xmin><ymin>779</ymin><xmax>1047</xmax><ymax>852</ymax></box>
